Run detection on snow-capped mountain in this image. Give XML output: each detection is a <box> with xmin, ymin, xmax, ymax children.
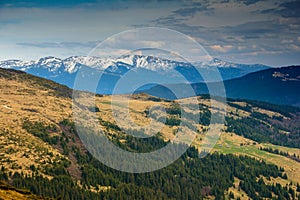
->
<box><xmin>0</xmin><ymin>55</ymin><xmax>270</xmax><ymax>94</ymax></box>
<box><xmin>0</xmin><ymin>55</ymin><xmax>188</xmax><ymax>74</ymax></box>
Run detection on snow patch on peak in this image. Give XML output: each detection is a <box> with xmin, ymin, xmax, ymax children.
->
<box><xmin>208</xmin><ymin>58</ymin><xmax>238</xmax><ymax>68</ymax></box>
<box><xmin>0</xmin><ymin>55</ymin><xmax>271</xmax><ymax>76</ymax></box>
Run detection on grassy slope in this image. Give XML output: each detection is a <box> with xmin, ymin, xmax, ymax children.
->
<box><xmin>214</xmin><ymin>132</ymin><xmax>300</xmax><ymax>183</ymax></box>
<box><xmin>95</xmin><ymin>95</ymin><xmax>300</xmax><ymax>184</ymax></box>
<box><xmin>0</xmin><ymin>68</ymin><xmax>299</xmax><ymax>198</ymax></box>
<box><xmin>0</xmin><ymin>69</ymin><xmax>72</xmax><ymax>177</ymax></box>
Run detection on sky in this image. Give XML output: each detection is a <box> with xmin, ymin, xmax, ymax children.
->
<box><xmin>0</xmin><ymin>0</ymin><xmax>300</xmax><ymax>66</ymax></box>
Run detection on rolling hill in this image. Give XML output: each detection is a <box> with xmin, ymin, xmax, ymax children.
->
<box><xmin>0</xmin><ymin>68</ymin><xmax>299</xmax><ymax>199</ymax></box>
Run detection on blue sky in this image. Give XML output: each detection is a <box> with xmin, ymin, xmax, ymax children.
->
<box><xmin>0</xmin><ymin>0</ymin><xmax>300</xmax><ymax>66</ymax></box>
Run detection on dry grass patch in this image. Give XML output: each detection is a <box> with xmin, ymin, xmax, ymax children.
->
<box><xmin>0</xmin><ymin>77</ymin><xmax>70</xmax><ymax>177</ymax></box>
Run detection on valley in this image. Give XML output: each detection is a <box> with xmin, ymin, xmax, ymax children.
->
<box><xmin>0</xmin><ymin>68</ymin><xmax>300</xmax><ymax>199</ymax></box>
<box><xmin>2</xmin><ymin>0</ymin><xmax>300</xmax><ymax>199</ymax></box>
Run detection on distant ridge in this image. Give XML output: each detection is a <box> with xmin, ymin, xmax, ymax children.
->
<box><xmin>144</xmin><ymin>66</ymin><xmax>300</xmax><ymax>107</ymax></box>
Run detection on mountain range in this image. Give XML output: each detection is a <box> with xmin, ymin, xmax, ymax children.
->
<box><xmin>0</xmin><ymin>55</ymin><xmax>269</xmax><ymax>94</ymax></box>
<box><xmin>2</xmin><ymin>55</ymin><xmax>299</xmax><ymax>106</ymax></box>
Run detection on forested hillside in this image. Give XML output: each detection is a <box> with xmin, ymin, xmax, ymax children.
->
<box><xmin>0</xmin><ymin>68</ymin><xmax>299</xmax><ymax>199</ymax></box>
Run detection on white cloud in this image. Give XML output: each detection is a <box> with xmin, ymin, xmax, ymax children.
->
<box><xmin>210</xmin><ymin>45</ymin><xmax>234</xmax><ymax>53</ymax></box>
<box><xmin>237</xmin><ymin>46</ymin><xmax>246</xmax><ymax>51</ymax></box>
<box><xmin>289</xmin><ymin>44</ymin><xmax>300</xmax><ymax>51</ymax></box>
<box><xmin>281</xmin><ymin>39</ymin><xmax>294</xmax><ymax>44</ymax></box>
<box><xmin>183</xmin><ymin>0</ymin><xmax>279</xmax><ymax>27</ymax></box>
